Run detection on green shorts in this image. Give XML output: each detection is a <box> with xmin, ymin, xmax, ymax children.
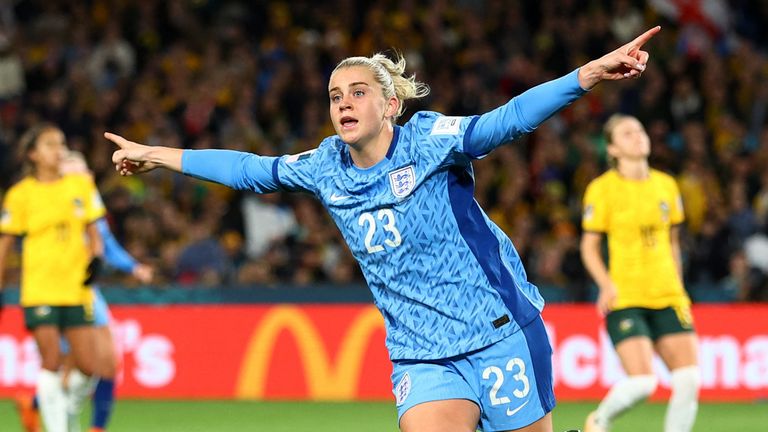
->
<box><xmin>23</xmin><ymin>305</ymin><xmax>94</xmax><ymax>331</ymax></box>
<box><xmin>606</xmin><ymin>305</ymin><xmax>694</xmax><ymax>346</ymax></box>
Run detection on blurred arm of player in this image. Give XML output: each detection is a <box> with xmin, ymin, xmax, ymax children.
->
<box><xmin>670</xmin><ymin>226</ymin><xmax>684</xmax><ymax>281</ymax></box>
<box><xmin>99</xmin><ymin>218</ymin><xmax>153</xmax><ymax>284</ymax></box>
<box><xmin>580</xmin><ymin>232</ymin><xmax>617</xmax><ymax>316</ymax></box>
<box><xmin>0</xmin><ymin>234</ymin><xmax>13</xmax><ymax>318</ymax></box>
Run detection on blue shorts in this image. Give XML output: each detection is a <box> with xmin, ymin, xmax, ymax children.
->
<box><xmin>92</xmin><ymin>288</ymin><xmax>111</xmax><ymax>327</ymax></box>
<box><xmin>391</xmin><ymin>315</ymin><xmax>554</xmax><ymax>431</ymax></box>
<box><xmin>60</xmin><ymin>288</ymin><xmax>111</xmax><ymax>354</ymax></box>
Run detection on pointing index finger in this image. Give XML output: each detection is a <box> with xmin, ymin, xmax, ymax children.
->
<box><xmin>629</xmin><ymin>26</ymin><xmax>661</xmax><ymax>50</ymax></box>
<box><xmin>104</xmin><ymin>132</ymin><xmax>128</xmax><ymax>149</ymax></box>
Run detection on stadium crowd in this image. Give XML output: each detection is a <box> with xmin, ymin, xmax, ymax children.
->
<box><xmin>0</xmin><ymin>0</ymin><xmax>767</xmax><ymax>302</ymax></box>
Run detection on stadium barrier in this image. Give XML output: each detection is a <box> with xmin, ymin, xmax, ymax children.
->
<box><xmin>0</xmin><ymin>304</ymin><xmax>765</xmax><ymax>401</ymax></box>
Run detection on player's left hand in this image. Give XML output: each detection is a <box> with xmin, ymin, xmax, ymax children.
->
<box><xmin>84</xmin><ymin>256</ymin><xmax>103</xmax><ymax>285</ymax></box>
<box><xmin>578</xmin><ymin>26</ymin><xmax>661</xmax><ymax>89</ymax></box>
<box><xmin>132</xmin><ymin>263</ymin><xmax>154</xmax><ymax>284</ymax></box>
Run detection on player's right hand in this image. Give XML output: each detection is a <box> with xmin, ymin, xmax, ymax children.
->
<box><xmin>105</xmin><ymin>132</ymin><xmax>160</xmax><ymax>175</ymax></box>
<box><xmin>596</xmin><ymin>282</ymin><xmax>617</xmax><ymax>316</ymax></box>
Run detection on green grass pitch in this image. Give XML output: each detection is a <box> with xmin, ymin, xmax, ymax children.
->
<box><xmin>0</xmin><ymin>399</ymin><xmax>765</xmax><ymax>431</ymax></box>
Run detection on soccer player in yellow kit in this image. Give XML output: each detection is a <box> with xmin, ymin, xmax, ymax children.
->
<box><xmin>581</xmin><ymin>114</ymin><xmax>699</xmax><ymax>432</ymax></box>
<box><xmin>0</xmin><ymin>123</ymin><xmax>105</xmax><ymax>432</ymax></box>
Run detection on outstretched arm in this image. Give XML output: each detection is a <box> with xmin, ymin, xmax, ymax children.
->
<box><xmin>105</xmin><ymin>133</ymin><xmax>281</xmax><ymax>192</ymax></box>
<box><xmin>577</xmin><ymin>26</ymin><xmax>659</xmax><ymax>89</ymax></box>
<box><xmin>466</xmin><ymin>26</ymin><xmax>660</xmax><ymax>157</ymax></box>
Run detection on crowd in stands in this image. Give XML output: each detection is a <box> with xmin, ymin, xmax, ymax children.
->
<box><xmin>1</xmin><ymin>0</ymin><xmax>767</xmax><ymax>302</ymax></box>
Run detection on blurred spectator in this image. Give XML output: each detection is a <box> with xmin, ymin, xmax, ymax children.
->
<box><xmin>0</xmin><ymin>33</ymin><xmax>24</xmax><ymax>100</ymax></box>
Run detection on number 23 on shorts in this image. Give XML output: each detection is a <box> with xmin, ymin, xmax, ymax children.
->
<box><xmin>482</xmin><ymin>357</ymin><xmax>531</xmax><ymax>416</ymax></box>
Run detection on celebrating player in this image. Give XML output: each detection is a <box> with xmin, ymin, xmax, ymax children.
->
<box><xmin>106</xmin><ymin>28</ymin><xmax>660</xmax><ymax>432</ymax></box>
<box><xmin>581</xmin><ymin>114</ymin><xmax>699</xmax><ymax>432</ymax></box>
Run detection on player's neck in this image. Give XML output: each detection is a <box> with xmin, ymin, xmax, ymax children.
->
<box><xmin>348</xmin><ymin>123</ymin><xmax>394</xmax><ymax>168</ymax></box>
<box><xmin>616</xmin><ymin>159</ymin><xmax>649</xmax><ymax>180</ymax></box>
<box><xmin>34</xmin><ymin>167</ymin><xmax>62</xmax><ymax>183</ymax></box>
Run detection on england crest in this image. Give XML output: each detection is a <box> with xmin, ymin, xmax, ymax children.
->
<box><xmin>389</xmin><ymin>165</ymin><xmax>415</xmax><ymax>198</ymax></box>
<box><xmin>395</xmin><ymin>372</ymin><xmax>411</xmax><ymax>406</ymax></box>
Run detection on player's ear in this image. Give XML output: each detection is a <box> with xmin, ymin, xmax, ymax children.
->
<box><xmin>385</xmin><ymin>96</ymin><xmax>399</xmax><ymax>119</ymax></box>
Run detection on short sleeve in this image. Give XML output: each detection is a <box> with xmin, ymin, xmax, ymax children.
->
<box><xmin>582</xmin><ymin>180</ymin><xmax>609</xmax><ymax>232</ymax></box>
<box><xmin>0</xmin><ymin>186</ymin><xmax>26</xmax><ymax>235</ymax></box>
<box><xmin>82</xmin><ymin>177</ymin><xmax>106</xmax><ymax>223</ymax></box>
<box><xmin>669</xmin><ymin>178</ymin><xmax>685</xmax><ymax>225</ymax></box>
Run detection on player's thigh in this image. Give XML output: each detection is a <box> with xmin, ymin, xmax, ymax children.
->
<box><xmin>655</xmin><ymin>332</ymin><xmax>698</xmax><ymax>370</ymax></box>
<box><xmin>400</xmin><ymin>399</ymin><xmax>480</xmax><ymax>432</ymax></box>
<box><xmin>31</xmin><ymin>325</ymin><xmax>62</xmax><ymax>370</ymax></box>
<box><xmin>606</xmin><ymin>308</ymin><xmax>655</xmax><ymax>374</ymax></box>
<box><xmin>392</xmin><ymin>358</ymin><xmax>480</xmax><ymax>431</ymax></box>
<box><xmin>94</xmin><ymin>326</ymin><xmax>118</xmax><ymax>377</ymax></box>
<box><xmin>614</xmin><ymin>336</ymin><xmax>655</xmax><ymax>375</ymax></box>
<box><xmin>501</xmin><ymin>412</ymin><xmax>552</xmax><ymax>432</ymax></box>
<box><xmin>401</xmin><ymin>402</ymin><xmax>553</xmax><ymax>432</ymax></box>
<box><xmin>64</xmin><ymin>326</ymin><xmax>98</xmax><ymax>376</ymax></box>
<box><xmin>647</xmin><ymin>305</ymin><xmax>698</xmax><ymax>369</ymax></box>
<box><xmin>469</xmin><ymin>316</ymin><xmax>555</xmax><ymax>431</ymax></box>
<box><xmin>25</xmin><ymin>306</ymin><xmax>63</xmax><ymax>370</ymax></box>
<box><xmin>62</xmin><ymin>306</ymin><xmax>98</xmax><ymax>376</ymax></box>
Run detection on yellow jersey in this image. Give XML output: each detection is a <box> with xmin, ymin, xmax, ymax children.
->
<box><xmin>0</xmin><ymin>174</ymin><xmax>105</xmax><ymax>306</ymax></box>
<box><xmin>582</xmin><ymin>169</ymin><xmax>689</xmax><ymax>310</ymax></box>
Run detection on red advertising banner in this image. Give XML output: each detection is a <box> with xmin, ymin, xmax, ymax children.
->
<box><xmin>0</xmin><ymin>304</ymin><xmax>766</xmax><ymax>401</ymax></box>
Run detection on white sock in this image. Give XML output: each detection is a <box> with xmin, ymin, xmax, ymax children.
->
<box><xmin>37</xmin><ymin>369</ymin><xmax>67</xmax><ymax>432</ymax></box>
<box><xmin>665</xmin><ymin>366</ymin><xmax>700</xmax><ymax>432</ymax></box>
<box><xmin>595</xmin><ymin>374</ymin><xmax>658</xmax><ymax>428</ymax></box>
<box><xmin>65</xmin><ymin>369</ymin><xmax>97</xmax><ymax>432</ymax></box>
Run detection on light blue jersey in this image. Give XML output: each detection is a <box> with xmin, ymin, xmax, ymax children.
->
<box><xmin>183</xmin><ymin>69</ymin><xmax>586</xmax><ymax>360</ymax></box>
<box><xmin>93</xmin><ymin>218</ymin><xmax>138</xmax><ymax>326</ymax></box>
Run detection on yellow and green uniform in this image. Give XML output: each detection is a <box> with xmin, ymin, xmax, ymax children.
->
<box><xmin>582</xmin><ymin>169</ymin><xmax>689</xmax><ymax>311</ymax></box>
<box><xmin>0</xmin><ymin>174</ymin><xmax>105</xmax><ymax>307</ymax></box>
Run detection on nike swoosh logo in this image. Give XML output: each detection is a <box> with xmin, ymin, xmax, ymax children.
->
<box><xmin>506</xmin><ymin>400</ymin><xmax>528</xmax><ymax>416</ymax></box>
<box><xmin>330</xmin><ymin>193</ymin><xmax>352</xmax><ymax>202</ymax></box>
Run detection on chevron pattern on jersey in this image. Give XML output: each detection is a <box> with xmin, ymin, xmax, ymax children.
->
<box><xmin>276</xmin><ymin>112</ymin><xmax>543</xmax><ymax>360</ymax></box>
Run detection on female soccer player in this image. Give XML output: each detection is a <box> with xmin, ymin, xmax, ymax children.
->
<box><xmin>13</xmin><ymin>151</ymin><xmax>155</xmax><ymax>432</ymax></box>
<box><xmin>0</xmin><ymin>124</ymin><xmax>105</xmax><ymax>432</ymax></box>
<box><xmin>106</xmin><ymin>27</ymin><xmax>660</xmax><ymax>432</ymax></box>
<box><xmin>60</xmin><ymin>151</ymin><xmax>154</xmax><ymax>432</ymax></box>
<box><xmin>581</xmin><ymin>114</ymin><xmax>699</xmax><ymax>432</ymax></box>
